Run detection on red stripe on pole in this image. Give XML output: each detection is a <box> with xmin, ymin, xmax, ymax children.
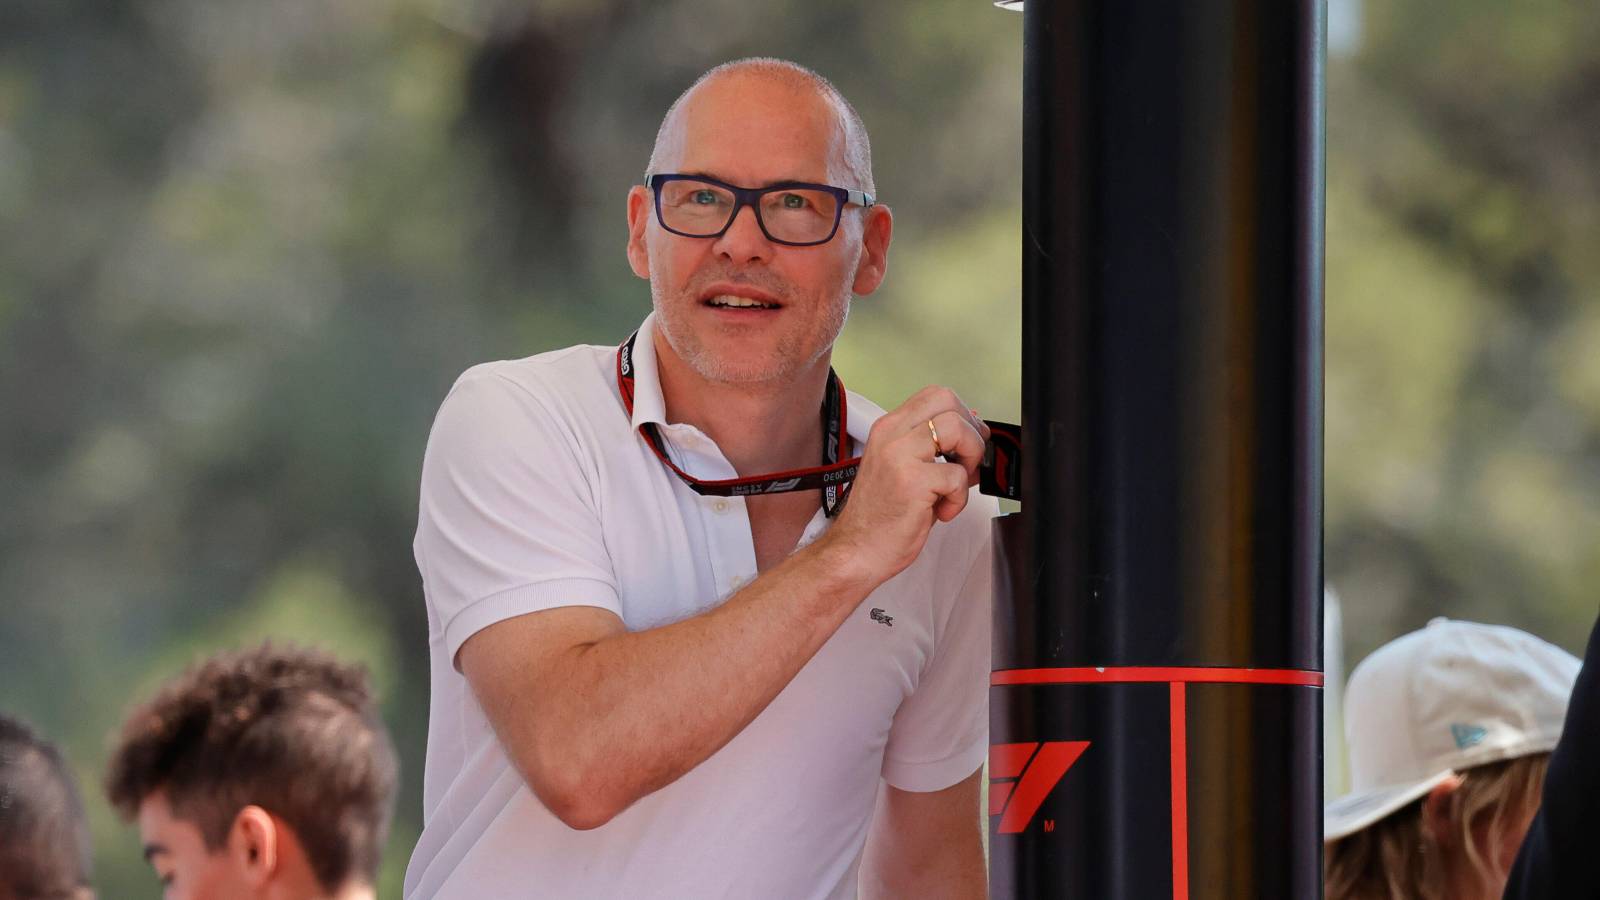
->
<box><xmin>989</xmin><ymin>741</ymin><xmax>1039</xmax><ymax>779</ymax></box>
<box><xmin>1170</xmin><ymin>682</ymin><xmax>1189</xmax><ymax>900</ymax></box>
<box><xmin>991</xmin><ymin>666</ymin><xmax>1324</xmax><ymax>687</ymax></box>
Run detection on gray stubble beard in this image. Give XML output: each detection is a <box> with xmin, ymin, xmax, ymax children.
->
<box><xmin>649</xmin><ymin>270</ymin><xmax>854</xmax><ymax>388</ymax></box>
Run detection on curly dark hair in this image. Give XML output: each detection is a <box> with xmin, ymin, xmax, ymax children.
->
<box><xmin>0</xmin><ymin>714</ymin><xmax>94</xmax><ymax>900</ymax></box>
<box><xmin>104</xmin><ymin>643</ymin><xmax>398</xmax><ymax>892</ymax></box>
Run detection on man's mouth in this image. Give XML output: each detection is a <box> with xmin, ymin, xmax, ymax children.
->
<box><xmin>703</xmin><ymin>293</ymin><xmax>781</xmax><ymax>310</ymax></box>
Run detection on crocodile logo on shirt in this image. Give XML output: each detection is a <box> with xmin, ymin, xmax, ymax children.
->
<box><xmin>869</xmin><ymin>608</ymin><xmax>894</xmax><ymax>627</ymax></box>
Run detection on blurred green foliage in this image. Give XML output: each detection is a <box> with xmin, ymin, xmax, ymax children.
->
<box><xmin>1</xmin><ymin>0</ymin><xmax>1597</xmax><ymax>894</ymax></box>
<box><xmin>1326</xmin><ymin>0</ymin><xmax>1600</xmax><ymax>664</ymax></box>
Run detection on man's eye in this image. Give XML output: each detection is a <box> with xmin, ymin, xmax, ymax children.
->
<box><xmin>779</xmin><ymin>193</ymin><xmax>807</xmax><ymax>209</ymax></box>
<box><xmin>691</xmin><ymin>190</ymin><xmax>718</xmax><ymax>204</ymax></box>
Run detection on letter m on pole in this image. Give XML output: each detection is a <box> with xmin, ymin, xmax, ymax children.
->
<box><xmin>988</xmin><ymin>741</ymin><xmax>1090</xmax><ymax>834</ymax></box>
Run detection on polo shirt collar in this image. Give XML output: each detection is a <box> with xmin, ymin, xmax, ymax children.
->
<box><xmin>627</xmin><ymin>312</ymin><xmax>884</xmax><ymax>450</ymax></box>
<box><xmin>628</xmin><ymin>313</ymin><xmax>670</xmax><ymax>430</ymax></box>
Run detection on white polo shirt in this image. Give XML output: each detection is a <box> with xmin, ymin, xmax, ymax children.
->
<box><xmin>404</xmin><ymin>314</ymin><xmax>996</xmax><ymax>899</ymax></box>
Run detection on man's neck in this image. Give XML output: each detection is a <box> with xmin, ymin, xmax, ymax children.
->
<box><xmin>262</xmin><ymin>880</ymin><xmax>375</xmax><ymax>900</ymax></box>
<box><xmin>652</xmin><ymin>332</ymin><xmax>832</xmax><ymax>477</ymax></box>
<box><xmin>252</xmin><ymin>842</ymin><xmax>374</xmax><ymax>900</ymax></box>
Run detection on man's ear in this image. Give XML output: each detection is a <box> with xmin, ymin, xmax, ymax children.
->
<box><xmin>227</xmin><ymin>805</ymin><xmax>280</xmax><ymax>889</ymax></box>
<box><xmin>626</xmin><ymin>185</ymin><xmax>653</xmax><ymax>280</ymax></box>
<box><xmin>850</xmin><ymin>204</ymin><xmax>893</xmax><ymax>297</ymax></box>
<box><xmin>1421</xmin><ymin>773</ymin><xmax>1465</xmax><ymax>846</ymax></box>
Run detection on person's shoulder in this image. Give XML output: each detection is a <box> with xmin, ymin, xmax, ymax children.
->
<box><xmin>451</xmin><ymin>343</ymin><xmax>614</xmax><ymax>403</ymax></box>
<box><xmin>429</xmin><ymin>343</ymin><xmax>621</xmax><ymax>447</ymax></box>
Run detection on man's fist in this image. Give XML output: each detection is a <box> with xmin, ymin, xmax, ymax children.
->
<box><xmin>822</xmin><ymin>386</ymin><xmax>990</xmax><ymax>584</ymax></box>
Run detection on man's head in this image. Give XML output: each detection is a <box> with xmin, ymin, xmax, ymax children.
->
<box><xmin>626</xmin><ymin>58</ymin><xmax>893</xmax><ymax>386</ymax></box>
<box><xmin>104</xmin><ymin>644</ymin><xmax>398</xmax><ymax>900</ymax></box>
<box><xmin>0</xmin><ymin>715</ymin><xmax>94</xmax><ymax>900</ymax></box>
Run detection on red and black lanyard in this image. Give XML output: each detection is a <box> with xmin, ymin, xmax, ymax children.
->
<box><xmin>616</xmin><ymin>331</ymin><xmax>859</xmax><ymax>516</ymax></box>
<box><xmin>615</xmin><ymin>331</ymin><xmax>1024</xmax><ymax>514</ymax></box>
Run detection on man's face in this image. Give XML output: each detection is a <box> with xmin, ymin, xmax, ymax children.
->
<box><xmin>137</xmin><ymin>792</ymin><xmax>247</xmax><ymax>900</ymax></box>
<box><xmin>627</xmin><ymin>73</ymin><xmax>889</xmax><ymax>385</ymax></box>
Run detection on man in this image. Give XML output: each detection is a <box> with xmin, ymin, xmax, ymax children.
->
<box><xmin>405</xmin><ymin>57</ymin><xmax>996</xmax><ymax>898</ymax></box>
<box><xmin>0</xmin><ymin>714</ymin><xmax>95</xmax><ymax>900</ymax></box>
<box><xmin>105</xmin><ymin>643</ymin><xmax>399</xmax><ymax>900</ymax></box>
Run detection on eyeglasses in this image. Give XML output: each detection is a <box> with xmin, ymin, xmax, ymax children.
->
<box><xmin>647</xmin><ymin>173</ymin><xmax>876</xmax><ymax>247</ymax></box>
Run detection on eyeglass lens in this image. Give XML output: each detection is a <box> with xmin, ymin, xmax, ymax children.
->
<box><xmin>657</xmin><ymin>179</ymin><xmax>840</xmax><ymax>244</ymax></box>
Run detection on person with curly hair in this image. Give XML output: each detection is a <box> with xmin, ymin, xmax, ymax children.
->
<box><xmin>104</xmin><ymin>643</ymin><xmax>398</xmax><ymax>900</ymax></box>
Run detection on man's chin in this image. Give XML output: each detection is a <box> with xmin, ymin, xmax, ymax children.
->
<box><xmin>655</xmin><ymin>314</ymin><xmax>820</xmax><ymax>386</ymax></box>
<box><xmin>685</xmin><ymin>353</ymin><xmax>794</xmax><ymax>386</ymax></box>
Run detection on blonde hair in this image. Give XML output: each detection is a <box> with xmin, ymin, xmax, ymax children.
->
<box><xmin>1325</xmin><ymin>754</ymin><xmax>1549</xmax><ymax>900</ymax></box>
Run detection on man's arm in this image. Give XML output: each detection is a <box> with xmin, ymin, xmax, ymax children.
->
<box><xmin>462</xmin><ymin>534</ymin><xmax>874</xmax><ymax>829</ymax></box>
<box><xmin>859</xmin><ymin>767</ymin><xmax>988</xmax><ymax>899</ymax></box>
<box><xmin>459</xmin><ymin>387</ymin><xmax>991</xmax><ymax>829</ymax></box>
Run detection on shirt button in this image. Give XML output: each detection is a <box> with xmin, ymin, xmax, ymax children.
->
<box><xmin>712</xmin><ymin>499</ymin><xmax>730</xmax><ymax>513</ymax></box>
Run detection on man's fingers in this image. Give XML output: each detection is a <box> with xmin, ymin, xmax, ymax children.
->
<box><xmin>929</xmin><ymin>461</ymin><xmax>970</xmax><ymax>522</ymax></box>
<box><xmin>882</xmin><ymin>386</ymin><xmax>978</xmax><ymax>439</ymax></box>
<box><xmin>885</xmin><ymin>412</ymin><xmax>980</xmax><ymax>487</ymax></box>
<box><xmin>929</xmin><ymin>409</ymin><xmax>984</xmax><ymax>466</ymax></box>
<box><xmin>969</xmin><ymin>408</ymin><xmax>993</xmax><ymax>441</ymax></box>
<box><xmin>874</xmin><ymin>388</ymin><xmax>988</xmax><ymax>462</ymax></box>
<box><xmin>850</xmin><ymin>388</ymin><xmax>985</xmax><ymax>541</ymax></box>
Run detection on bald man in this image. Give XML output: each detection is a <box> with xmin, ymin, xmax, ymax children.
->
<box><xmin>405</xmin><ymin>58</ymin><xmax>996</xmax><ymax>899</ymax></box>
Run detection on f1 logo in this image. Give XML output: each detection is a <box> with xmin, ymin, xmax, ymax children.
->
<box><xmin>988</xmin><ymin>741</ymin><xmax>1090</xmax><ymax>834</ymax></box>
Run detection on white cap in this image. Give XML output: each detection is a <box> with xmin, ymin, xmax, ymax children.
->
<box><xmin>1324</xmin><ymin>617</ymin><xmax>1579</xmax><ymax>842</ymax></box>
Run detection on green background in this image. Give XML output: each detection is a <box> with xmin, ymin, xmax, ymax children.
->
<box><xmin>3</xmin><ymin>0</ymin><xmax>1598</xmax><ymax>893</ymax></box>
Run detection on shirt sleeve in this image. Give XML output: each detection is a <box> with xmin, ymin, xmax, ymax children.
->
<box><xmin>415</xmin><ymin>366</ymin><xmax>622</xmax><ymax>670</ymax></box>
<box><xmin>1502</xmin><ymin>606</ymin><xmax>1600</xmax><ymax>900</ymax></box>
<box><xmin>880</xmin><ymin>497</ymin><xmax>997</xmax><ymax>792</ymax></box>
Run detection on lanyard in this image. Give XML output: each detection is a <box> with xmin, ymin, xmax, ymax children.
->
<box><xmin>617</xmin><ymin>331</ymin><xmax>858</xmax><ymax>516</ymax></box>
<box><xmin>615</xmin><ymin>332</ymin><xmax>1025</xmax><ymax>514</ymax></box>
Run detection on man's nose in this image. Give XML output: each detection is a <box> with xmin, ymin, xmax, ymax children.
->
<box><xmin>711</xmin><ymin>203</ymin><xmax>775</xmax><ymax>265</ymax></box>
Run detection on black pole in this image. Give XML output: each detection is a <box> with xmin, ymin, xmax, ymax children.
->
<box><xmin>990</xmin><ymin>2</ymin><xmax>1325</xmax><ymax>898</ymax></box>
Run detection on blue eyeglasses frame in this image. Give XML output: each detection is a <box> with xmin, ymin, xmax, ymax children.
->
<box><xmin>647</xmin><ymin>173</ymin><xmax>876</xmax><ymax>247</ymax></box>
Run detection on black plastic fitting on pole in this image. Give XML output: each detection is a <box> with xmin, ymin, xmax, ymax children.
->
<box><xmin>989</xmin><ymin>2</ymin><xmax>1326</xmax><ymax>898</ymax></box>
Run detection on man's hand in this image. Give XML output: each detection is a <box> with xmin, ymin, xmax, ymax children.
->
<box><xmin>823</xmin><ymin>386</ymin><xmax>991</xmax><ymax>583</ymax></box>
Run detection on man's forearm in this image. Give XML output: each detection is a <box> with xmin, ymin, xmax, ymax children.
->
<box><xmin>863</xmin><ymin>841</ymin><xmax>987</xmax><ymax>900</ymax></box>
<box><xmin>517</xmin><ymin>532</ymin><xmax>878</xmax><ymax>827</ymax></box>
<box><xmin>860</xmin><ymin>769</ymin><xmax>989</xmax><ymax>900</ymax></box>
